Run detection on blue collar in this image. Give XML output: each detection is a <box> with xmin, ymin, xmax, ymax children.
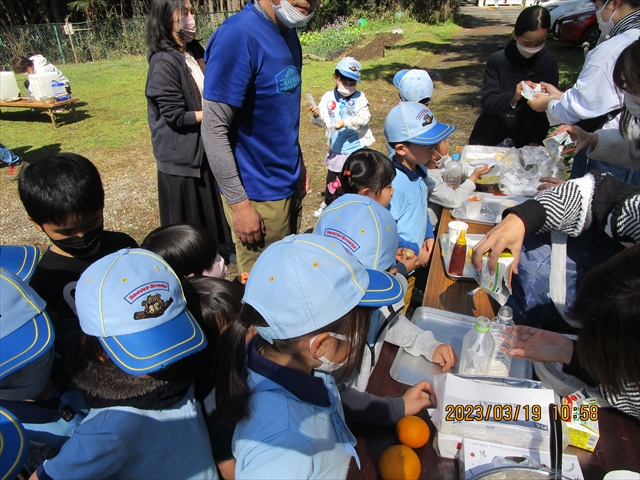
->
<box><xmin>247</xmin><ymin>337</ymin><xmax>331</xmax><ymax>407</ymax></box>
<box><xmin>392</xmin><ymin>157</ymin><xmax>428</xmax><ymax>183</ymax></box>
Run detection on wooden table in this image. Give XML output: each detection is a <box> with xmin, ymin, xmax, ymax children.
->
<box><xmin>0</xmin><ymin>97</ymin><xmax>79</xmax><ymax>127</ymax></box>
<box><xmin>347</xmin><ymin>208</ymin><xmax>640</xmax><ymax>479</ymax></box>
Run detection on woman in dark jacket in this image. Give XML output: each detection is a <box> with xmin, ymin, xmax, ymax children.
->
<box><xmin>469</xmin><ymin>6</ymin><xmax>559</xmax><ymax>147</ymax></box>
<box><xmin>145</xmin><ymin>0</ymin><xmax>230</xmax><ymax>245</ymax></box>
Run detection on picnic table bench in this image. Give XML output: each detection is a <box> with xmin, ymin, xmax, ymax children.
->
<box><xmin>0</xmin><ymin>97</ymin><xmax>80</xmax><ymax>128</ymax></box>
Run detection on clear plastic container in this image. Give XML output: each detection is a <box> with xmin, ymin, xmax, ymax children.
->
<box><xmin>488</xmin><ymin>306</ymin><xmax>516</xmax><ymax>377</ymax></box>
<box><xmin>445</xmin><ymin>153</ymin><xmax>462</xmax><ymax>189</ymax></box>
<box><xmin>458</xmin><ymin>316</ymin><xmax>495</xmax><ymax>375</ymax></box>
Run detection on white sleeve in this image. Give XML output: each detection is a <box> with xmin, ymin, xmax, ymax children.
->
<box><xmin>429</xmin><ymin>178</ymin><xmax>476</xmax><ymax>209</ymax></box>
<box><xmin>588</xmin><ymin>128</ymin><xmax>640</xmax><ymax>168</ymax></box>
<box><xmin>384</xmin><ymin>314</ymin><xmax>442</xmax><ymax>361</ymax></box>
<box><xmin>344</xmin><ymin>93</ymin><xmax>371</xmax><ymax>130</ymax></box>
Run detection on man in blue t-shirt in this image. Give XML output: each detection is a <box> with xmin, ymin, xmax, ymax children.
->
<box><xmin>202</xmin><ymin>0</ymin><xmax>318</xmax><ymax>273</ymax></box>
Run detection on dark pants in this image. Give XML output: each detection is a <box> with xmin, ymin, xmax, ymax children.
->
<box><xmin>570</xmin><ymin>147</ymin><xmax>640</xmax><ymax>186</ymax></box>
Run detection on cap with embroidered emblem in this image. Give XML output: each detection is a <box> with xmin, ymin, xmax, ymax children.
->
<box><xmin>384</xmin><ymin>101</ymin><xmax>455</xmax><ymax>146</ymax></box>
<box><xmin>244</xmin><ymin>234</ymin><xmax>403</xmax><ymax>343</ymax></box>
<box><xmin>0</xmin><ymin>245</ymin><xmax>39</xmax><ymax>282</ymax></box>
<box><xmin>393</xmin><ymin>69</ymin><xmax>434</xmax><ymax>103</ymax></box>
<box><xmin>336</xmin><ymin>57</ymin><xmax>362</xmax><ymax>82</ymax></box>
<box><xmin>0</xmin><ymin>270</ymin><xmax>54</xmax><ymax>380</ymax></box>
<box><xmin>0</xmin><ymin>407</ymin><xmax>29</xmax><ymax>480</ymax></box>
<box><xmin>76</xmin><ymin>248</ymin><xmax>207</xmax><ymax>376</ymax></box>
<box><xmin>314</xmin><ymin>194</ymin><xmax>398</xmax><ymax>270</ymax></box>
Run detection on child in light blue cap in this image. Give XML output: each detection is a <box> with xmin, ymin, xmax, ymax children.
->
<box><xmin>213</xmin><ymin>234</ymin><xmax>403</xmax><ymax>479</ymax></box>
<box><xmin>32</xmin><ymin>248</ymin><xmax>217</xmax><ymax>480</ymax></box>
<box><xmin>309</xmin><ymin>56</ymin><xmax>375</xmax><ymax>218</ymax></box>
<box><xmin>314</xmin><ymin>194</ymin><xmax>456</xmax><ymax>426</ymax></box>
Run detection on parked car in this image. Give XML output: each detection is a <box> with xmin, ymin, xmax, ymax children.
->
<box><xmin>545</xmin><ymin>0</ymin><xmax>593</xmax><ymax>32</ymax></box>
<box><xmin>554</xmin><ymin>6</ymin><xmax>600</xmax><ymax>48</ymax></box>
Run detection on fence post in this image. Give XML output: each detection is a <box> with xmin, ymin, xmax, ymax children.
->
<box><xmin>53</xmin><ymin>24</ymin><xmax>67</xmax><ymax>65</ymax></box>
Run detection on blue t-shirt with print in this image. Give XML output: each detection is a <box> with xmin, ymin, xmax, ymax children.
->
<box><xmin>203</xmin><ymin>3</ymin><xmax>302</xmax><ymax>202</ymax></box>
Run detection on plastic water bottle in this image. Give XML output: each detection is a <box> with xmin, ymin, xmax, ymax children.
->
<box><xmin>551</xmin><ymin>159</ymin><xmax>567</xmax><ymax>181</ymax></box>
<box><xmin>488</xmin><ymin>306</ymin><xmax>516</xmax><ymax>377</ymax></box>
<box><xmin>445</xmin><ymin>153</ymin><xmax>462</xmax><ymax>189</ymax></box>
<box><xmin>458</xmin><ymin>316</ymin><xmax>495</xmax><ymax>375</ymax></box>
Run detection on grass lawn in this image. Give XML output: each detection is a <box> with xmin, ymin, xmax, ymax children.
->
<box><xmin>0</xmin><ymin>13</ymin><xmax>585</xmax><ymax>253</ymax></box>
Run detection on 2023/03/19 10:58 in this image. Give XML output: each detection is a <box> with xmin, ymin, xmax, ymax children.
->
<box><xmin>444</xmin><ymin>404</ymin><xmax>543</xmax><ymax>422</ymax></box>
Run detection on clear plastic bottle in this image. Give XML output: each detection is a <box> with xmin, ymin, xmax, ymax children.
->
<box><xmin>458</xmin><ymin>316</ymin><xmax>495</xmax><ymax>375</ymax></box>
<box><xmin>445</xmin><ymin>153</ymin><xmax>462</xmax><ymax>189</ymax></box>
<box><xmin>551</xmin><ymin>159</ymin><xmax>567</xmax><ymax>181</ymax></box>
<box><xmin>488</xmin><ymin>306</ymin><xmax>516</xmax><ymax>377</ymax></box>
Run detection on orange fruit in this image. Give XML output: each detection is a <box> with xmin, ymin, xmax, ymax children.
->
<box><xmin>396</xmin><ymin>415</ymin><xmax>430</xmax><ymax>449</ymax></box>
<box><xmin>379</xmin><ymin>444</ymin><xmax>421</xmax><ymax>480</ymax></box>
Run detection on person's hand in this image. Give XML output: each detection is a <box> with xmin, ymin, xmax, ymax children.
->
<box><xmin>195</xmin><ymin>110</ymin><xmax>203</xmax><ymax>123</ymax></box>
<box><xmin>469</xmin><ymin>164</ymin><xmax>494</xmax><ymax>183</ymax></box>
<box><xmin>416</xmin><ymin>238</ymin><xmax>435</xmax><ymax>267</ymax></box>
<box><xmin>431</xmin><ymin>344</ymin><xmax>458</xmax><ymax>372</ymax></box>
<box><xmin>549</xmin><ymin>124</ymin><xmax>598</xmax><ymax>152</ymax></box>
<box><xmin>513</xmin><ymin>82</ymin><xmax>524</xmax><ymax>104</ymax></box>
<box><xmin>528</xmin><ymin>93</ymin><xmax>553</xmax><ymax>112</ymax></box>
<box><xmin>334</xmin><ymin>119</ymin><xmax>345</xmax><ymax>129</ymax></box>
<box><xmin>231</xmin><ymin>199</ymin><xmax>265</xmax><ymax>244</ymax></box>
<box><xmin>509</xmin><ymin>325</ymin><xmax>574</xmax><ymax>364</ymax></box>
<box><xmin>299</xmin><ymin>159</ymin><xmax>310</xmax><ymax>199</ymax></box>
<box><xmin>471</xmin><ymin>214</ymin><xmax>525</xmax><ymax>274</ymax></box>
<box><xmin>217</xmin><ymin>459</ymin><xmax>236</xmax><ymax>480</ymax></box>
<box><xmin>309</xmin><ymin>105</ymin><xmax>320</xmax><ymax>118</ymax></box>
<box><xmin>540</xmin><ymin>82</ymin><xmax>563</xmax><ymax>100</ymax></box>
<box><xmin>537</xmin><ymin>176</ymin><xmax>566</xmax><ymax>191</ymax></box>
<box><xmin>402</xmin><ymin>380</ymin><xmax>435</xmax><ymax>415</ymax></box>
<box><xmin>397</xmin><ymin>248</ymin><xmax>419</xmax><ymax>272</ymax></box>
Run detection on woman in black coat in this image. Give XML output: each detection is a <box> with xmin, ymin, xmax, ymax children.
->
<box><xmin>469</xmin><ymin>6</ymin><xmax>559</xmax><ymax>148</ymax></box>
<box><xmin>145</xmin><ymin>0</ymin><xmax>230</xmax><ymax>245</ymax></box>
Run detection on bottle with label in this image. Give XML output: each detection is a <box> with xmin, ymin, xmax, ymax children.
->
<box><xmin>445</xmin><ymin>153</ymin><xmax>462</xmax><ymax>189</ymax></box>
<box><xmin>448</xmin><ymin>229</ymin><xmax>467</xmax><ymax>277</ymax></box>
<box><xmin>458</xmin><ymin>316</ymin><xmax>495</xmax><ymax>375</ymax></box>
<box><xmin>488</xmin><ymin>305</ymin><xmax>516</xmax><ymax>377</ymax></box>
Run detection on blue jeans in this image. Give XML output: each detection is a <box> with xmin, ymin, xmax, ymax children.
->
<box><xmin>570</xmin><ymin>147</ymin><xmax>640</xmax><ymax>186</ymax></box>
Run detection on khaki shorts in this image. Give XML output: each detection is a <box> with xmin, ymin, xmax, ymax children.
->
<box><xmin>222</xmin><ymin>193</ymin><xmax>303</xmax><ymax>273</ymax></box>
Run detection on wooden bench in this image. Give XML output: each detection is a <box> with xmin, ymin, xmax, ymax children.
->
<box><xmin>0</xmin><ymin>97</ymin><xmax>80</xmax><ymax>128</ymax></box>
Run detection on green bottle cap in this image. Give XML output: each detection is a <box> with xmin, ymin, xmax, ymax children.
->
<box><xmin>474</xmin><ymin>316</ymin><xmax>491</xmax><ymax>332</ymax></box>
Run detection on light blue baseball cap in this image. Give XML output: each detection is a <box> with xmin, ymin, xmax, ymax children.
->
<box><xmin>314</xmin><ymin>194</ymin><xmax>398</xmax><ymax>271</ymax></box>
<box><xmin>76</xmin><ymin>248</ymin><xmax>207</xmax><ymax>376</ymax></box>
<box><xmin>0</xmin><ymin>408</ymin><xmax>28</xmax><ymax>480</ymax></box>
<box><xmin>393</xmin><ymin>69</ymin><xmax>434</xmax><ymax>103</ymax></box>
<box><xmin>384</xmin><ymin>102</ymin><xmax>456</xmax><ymax>146</ymax></box>
<box><xmin>0</xmin><ymin>245</ymin><xmax>39</xmax><ymax>282</ymax></box>
<box><xmin>0</xmin><ymin>270</ymin><xmax>54</xmax><ymax>380</ymax></box>
<box><xmin>244</xmin><ymin>234</ymin><xmax>403</xmax><ymax>343</ymax></box>
<box><xmin>336</xmin><ymin>56</ymin><xmax>362</xmax><ymax>82</ymax></box>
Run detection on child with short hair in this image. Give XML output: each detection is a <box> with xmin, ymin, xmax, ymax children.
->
<box><xmin>142</xmin><ymin>223</ymin><xmax>227</xmax><ymax>279</ymax></box>
<box><xmin>10</xmin><ymin>54</ymin><xmax>71</xmax><ymax>94</ymax></box>
<box><xmin>309</xmin><ymin>57</ymin><xmax>375</xmax><ymax>218</ymax></box>
<box><xmin>17</xmin><ymin>153</ymin><xmax>137</xmax><ymax>353</ymax></box>
<box><xmin>31</xmin><ymin>248</ymin><xmax>217</xmax><ymax>479</ymax></box>
<box><xmin>214</xmin><ymin>234</ymin><xmax>409</xmax><ymax>478</ymax></box>
<box><xmin>385</xmin><ymin>102</ymin><xmax>456</xmax><ymax>310</ymax></box>
<box><xmin>314</xmin><ymin>195</ymin><xmax>453</xmax><ymax>426</ymax></box>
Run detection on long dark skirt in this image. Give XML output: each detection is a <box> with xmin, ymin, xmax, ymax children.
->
<box><xmin>157</xmin><ymin>161</ymin><xmax>232</xmax><ymax>245</ymax></box>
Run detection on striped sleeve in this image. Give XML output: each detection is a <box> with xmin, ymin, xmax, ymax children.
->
<box><xmin>597</xmin><ymin>382</ymin><xmax>640</xmax><ymax>420</ymax></box>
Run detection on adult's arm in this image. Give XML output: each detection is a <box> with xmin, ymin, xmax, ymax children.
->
<box><xmin>146</xmin><ymin>52</ymin><xmax>199</xmax><ymax>130</ymax></box>
<box><xmin>589</xmin><ymin>127</ymin><xmax>640</xmax><ymax>168</ymax></box>
<box><xmin>202</xmin><ymin>99</ymin><xmax>265</xmax><ymax>243</ymax></box>
<box><xmin>479</xmin><ymin>55</ymin><xmax>515</xmax><ymax>115</ymax></box>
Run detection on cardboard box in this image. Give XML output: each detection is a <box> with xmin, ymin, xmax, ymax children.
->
<box><xmin>563</xmin><ymin>391</ymin><xmax>600</xmax><ymax>452</ymax></box>
<box><xmin>461</xmin><ymin>438</ymin><xmax>584</xmax><ymax>480</ymax></box>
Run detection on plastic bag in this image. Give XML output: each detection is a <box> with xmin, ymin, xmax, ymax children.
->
<box><xmin>499</xmin><ymin>147</ymin><xmax>556</xmax><ymax>197</ymax></box>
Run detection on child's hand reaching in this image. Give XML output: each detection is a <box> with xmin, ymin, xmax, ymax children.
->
<box><xmin>469</xmin><ymin>164</ymin><xmax>494</xmax><ymax>183</ymax></box>
<box><xmin>396</xmin><ymin>248</ymin><xmax>418</xmax><ymax>271</ymax></box>
<box><xmin>416</xmin><ymin>238</ymin><xmax>434</xmax><ymax>267</ymax></box>
<box><xmin>309</xmin><ymin>106</ymin><xmax>320</xmax><ymax>118</ymax></box>
<box><xmin>334</xmin><ymin>119</ymin><xmax>345</xmax><ymax>129</ymax></box>
<box><xmin>402</xmin><ymin>380</ymin><xmax>435</xmax><ymax>415</ymax></box>
<box><xmin>430</xmin><ymin>344</ymin><xmax>457</xmax><ymax>372</ymax></box>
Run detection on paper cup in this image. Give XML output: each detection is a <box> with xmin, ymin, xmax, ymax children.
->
<box><xmin>448</xmin><ymin>221</ymin><xmax>469</xmax><ymax>244</ymax></box>
<box><xmin>465</xmin><ymin>196</ymin><xmax>483</xmax><ymax>218</ymax></box>
<box><xmin>498</xmin><ymin>199</ymin><xmax>519</xmax><ymax>216</ymax></box>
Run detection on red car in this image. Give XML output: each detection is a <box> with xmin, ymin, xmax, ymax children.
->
<box><xmin>554</xmin><ymin>6</ymin><xmax>600</xmax><ymax>49</ymax></box>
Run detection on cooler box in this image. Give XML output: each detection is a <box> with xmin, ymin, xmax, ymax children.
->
<box><xmin>27</xmin><ymin>72</ymin><xmax>59</xmax><ymax>99</ymax></box>
<box><xmin>0</xmin><ymin>71</ymin><xmax>20</xmax><ymax>100</ymax></box>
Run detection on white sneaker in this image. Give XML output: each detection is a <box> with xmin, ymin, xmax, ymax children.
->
<box><xmin>313</xmin><ymin>202</ymin><xmax>326</xmax><ymax>218</ymax></box>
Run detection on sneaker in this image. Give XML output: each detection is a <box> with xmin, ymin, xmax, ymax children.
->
<box><xmin>313</xmin><ymin>202</ymin><xmax>326</xmax><ymax>218</ymax></box>
<box><xmin>6</xmin><ymin>162</ymin><xmax>23</xmax><ymax>181</ymax></box>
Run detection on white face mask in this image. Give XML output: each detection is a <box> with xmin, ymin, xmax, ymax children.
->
<box><xmin>596</xmin><ymin>0</ymin><xmax>616</xmax><ymax>38</ymax></box>
<box><xmin>516</xmin><ymin>42</ymin><xmax>544</xmax><ymax>59</ymax></box>
<box><xmin>337</xmin><ymin>85</ymin><xmax>356</xmax><ymax>96</ymax></box>
<box><xmin>624</xmin><ymin>92</ymin><xmax>640</xmax><ymax>118</ymax></box>
<box><xmin>310</xmin><ymin>332</ymin><xmax>350</xmax><ymax>373</ymax></box>
<box><xmin>432</xmin><ymin>150</ymin><xmax>450</xmax><ymax>168</ymax></box>
<box><xmin>270</xmin><ymin>0</ymin><xmax>314</xmax><ymax>28</ymax></box>
<box><xmin>201</xmin><ymin>254</ymin><xmax>227</xmax><ymax>279</ymax></box>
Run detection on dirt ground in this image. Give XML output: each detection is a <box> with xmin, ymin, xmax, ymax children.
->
<box><xmin>1</xmin><ymin>8</ymin><xmax>522</xmax><ymax>279</ymax></box>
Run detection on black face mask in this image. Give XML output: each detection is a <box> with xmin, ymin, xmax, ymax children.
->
<box><xmin>48</xmin><ymin>223</ymin><xmax>104</xmax><ymax>256</ymax></box>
